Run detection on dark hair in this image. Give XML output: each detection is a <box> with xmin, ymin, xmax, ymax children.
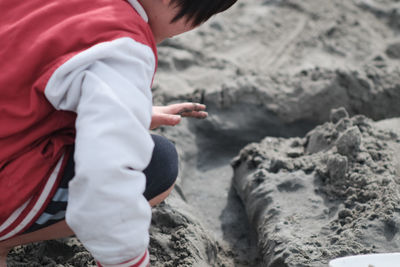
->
<box><xmin>170</xmin><ymin>0</ymin><xmax>237</xmax><ymax>26</ymax></box>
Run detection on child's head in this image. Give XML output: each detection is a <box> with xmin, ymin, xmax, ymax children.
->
<box><xmin>140</xmin><ymin>0</ymin><xmax>237</xmax><ymax>43</ymax></box>
<box><xmin>169</xmin><ymin>0</ymin><xmax>238</xmax><ymax>27</ymax></box>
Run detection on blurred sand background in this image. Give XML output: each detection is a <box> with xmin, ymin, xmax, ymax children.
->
<box><xmin>8</xmin><ymin>0</ymin><xmax>400</xmax><ymax>266</ymax></box>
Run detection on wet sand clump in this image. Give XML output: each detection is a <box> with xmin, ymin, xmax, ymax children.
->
<box><xmin>232</xmin><ymin>109</ymin><xmax>400</xmax><ymax>266</ymax></box>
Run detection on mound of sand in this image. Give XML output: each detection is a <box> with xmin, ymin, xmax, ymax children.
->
<box><xmin>232</xmin><ymin>108</ymin><xmax>400</xmax><ymax>266</ymax></box>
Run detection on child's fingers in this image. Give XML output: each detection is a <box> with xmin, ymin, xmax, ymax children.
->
<box><xmin>172</xmin><ymin>103</ymin><xmax>206</xmax><ymax>115</ymax></box>
<box><xmin>150</xmin><ymin>114</ymin><xmax>181</xmax><ymax>129</ymax></box>
<box><xmin>160</xmin><ymin>114</ymin><xmax>181</xmax><ymax>125</ymax></box>
<box><xmin>179</xmin><ymin>110</ymin><xmax>208</xmax><ymax>118</ymax></box>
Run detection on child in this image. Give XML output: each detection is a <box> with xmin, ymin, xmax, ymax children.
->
<box><xmin>0</xmin><ymin>0</ymin><xmax>237</xmax><ymax>266</ymax></box>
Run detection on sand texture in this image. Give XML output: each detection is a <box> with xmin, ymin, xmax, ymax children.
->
<box><xmin>232</xmin><ymin>110</ymin><xmax>400</xmax><ymax>266</ymax></box>
<box><xmin>7</xmin><ymin>0</ymin><xmax>400</xmax><ymax>266</ymax></box>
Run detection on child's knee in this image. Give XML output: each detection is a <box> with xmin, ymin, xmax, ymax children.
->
<box><xmin>143</xmin><ymin>135</ymin><xmax>179</xmax><ymax>200</ymax></box>
<box><xmin>151</xmin><ymin>134</ymin><xmax>178</xmax><ymax>182</ymax></box>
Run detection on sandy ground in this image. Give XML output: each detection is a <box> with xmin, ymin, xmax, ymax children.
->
<box><xmin>233</xmin><ymin>109</ymin><xmax>400</xmax><ymax>266</ymax></box>
<box><xmin>7</xmin><ymin>0</ymin><xmax>400</xmax><ymax>266</ymax></box>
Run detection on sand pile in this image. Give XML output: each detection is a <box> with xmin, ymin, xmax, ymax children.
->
<box><xmin>149</xmin><ymin>194</ymin><xmax>233</xmax><ymax>267</ymax></box>
<box><xmin>232</xmin><ymin>108</ymin><xmax>400</xmax><ymax>266</ymax></box>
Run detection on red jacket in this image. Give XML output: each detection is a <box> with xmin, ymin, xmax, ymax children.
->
<box><xmin>0</xmin><ymin>0</ymin><xmax>156</xmax><ymax>238</ymax></box>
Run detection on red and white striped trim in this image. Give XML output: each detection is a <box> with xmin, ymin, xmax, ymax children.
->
<box><xmin>0</xmin><ymin>198</ymin><xmax>31</xmax><ymax>234</ymax></box>
<box><xmin>97</xmin><ymin>249</ymin><xmax>149</xmax><ymax>267</ymax></box>
<box><xmin>0</xmin><ymin>155</ymin><xmax>64</xmax><ymax>241</ymax></box>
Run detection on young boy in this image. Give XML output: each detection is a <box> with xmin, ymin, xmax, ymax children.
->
<box><xmin>0</xmin><ymin>0</ymin><xmax>237</xmax><ymax>266</ymax></box>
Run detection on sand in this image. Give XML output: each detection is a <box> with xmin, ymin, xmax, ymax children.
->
<box><xmin>232</xmin><ymin>109</ymin><xmax>400</xmax><ymax>266</ymax></box>
<box><xmin>7</xmin><ymin>0</ymin><xmax>400</xmax><ymax>266</ymax></box>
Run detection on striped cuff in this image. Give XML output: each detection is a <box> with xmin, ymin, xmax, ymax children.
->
<box><xmin>97</xmin><ymin>249</ymin><xmax>149</xmax><ymax>267</ymax></box>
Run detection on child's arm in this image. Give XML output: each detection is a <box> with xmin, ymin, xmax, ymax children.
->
<box><xmin>45</xmin><ymin>37</ymin><xmax>155</xmax><ymax>267</ymax></box>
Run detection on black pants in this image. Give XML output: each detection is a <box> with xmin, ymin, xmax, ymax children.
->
<box><xmin>25</xmin><ymin>134</ymin><xmax>178</xmax><ymax>233</ymax></box>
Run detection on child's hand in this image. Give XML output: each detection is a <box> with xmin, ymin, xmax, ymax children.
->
<box><xmin>150</xmin><ymin>102</ymin><xmax>208</xmax><ymax>129</ymax></box>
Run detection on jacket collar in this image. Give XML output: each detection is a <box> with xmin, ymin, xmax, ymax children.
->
<box><xmin>127</xmin><ymin>0</ymin><xmax>148</xmax><ymax>22</ymax></box>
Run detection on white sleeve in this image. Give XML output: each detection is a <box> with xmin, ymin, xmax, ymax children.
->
<box><xmin>45</xmin><ymin>37</ymin><xmax>155</xmax><ymax>266</ymax></box>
